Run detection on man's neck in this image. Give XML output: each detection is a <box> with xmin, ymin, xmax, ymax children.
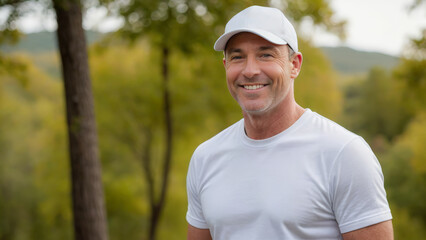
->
<box><xmin>243</xmin><ymin>103</ymin><xmax>305</xmax><ymax>140</ymax></box>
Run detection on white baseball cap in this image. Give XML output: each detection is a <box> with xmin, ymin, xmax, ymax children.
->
<box><xmin>214</xmin><ymin>5</ymin><xmax>298</xmax><ymax>52</ymax></box>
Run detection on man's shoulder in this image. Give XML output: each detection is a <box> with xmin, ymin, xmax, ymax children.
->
<box><xmin>194</xmin><ymin>119</ymin><xmax>243</xmax><ymax>155</ymax></box>
<box><xmin>305</xmin><ymin>110</ymin><xmax>359</xmax><ymax>145</ymax></box>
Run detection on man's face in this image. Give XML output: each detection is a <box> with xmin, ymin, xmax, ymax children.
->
<box><xmin>223</xmin><ymin>32</ymin><xmax>300</xmax><ymax>115</ymax></box>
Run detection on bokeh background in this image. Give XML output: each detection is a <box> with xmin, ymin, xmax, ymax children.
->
<box><xmin>0</xmin><ymin>0</ymin><xmax>425</xmax><ymax>239</ymax></box>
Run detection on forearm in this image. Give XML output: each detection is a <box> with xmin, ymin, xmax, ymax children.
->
<box><xmin>187</xmin><ymin>224</ymin><xmax>212</xmax><ymax>240</ymax></box>
<box><xmin>342</xmin><ymin>220</ymin><xmax>393</xmax><ymax>240</ymax></box>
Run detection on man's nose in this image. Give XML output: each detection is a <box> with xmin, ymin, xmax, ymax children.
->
<box><xmin>242</xmin><ymin>56</ymin><xmax>260</xmax><ymax>79</ymax></box>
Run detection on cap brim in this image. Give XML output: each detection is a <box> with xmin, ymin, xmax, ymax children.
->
<box><xmin>213</xmin><ymin>28</ymin><xmax>288</xmax><ymax>51</ymax></box>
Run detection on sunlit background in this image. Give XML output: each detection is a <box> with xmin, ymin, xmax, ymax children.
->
<box><xmin>0</xmin><ymin>0</ymin><xmax>425</xmax><ymax>239</ymax></box>
<box><xmin>5</xmin><ymin>0</ymin><xmax>425</xmax><ymax>55</ymax></box>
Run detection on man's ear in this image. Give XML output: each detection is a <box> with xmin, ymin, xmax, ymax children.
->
<box><xmin>290</xmin><ymin>53</ymin><xmax>303</xmax><ymax>79</ymax></box>
<box><xmin>223</xmin><ymin>58</ymin><xmax>226</xmax><ymax>68</ymax></box>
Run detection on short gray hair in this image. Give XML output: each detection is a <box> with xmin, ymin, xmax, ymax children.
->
<box><xmin>288</xmin><ymin>45</ymin><xmax>295</xmax><ymax>60</ymax></box>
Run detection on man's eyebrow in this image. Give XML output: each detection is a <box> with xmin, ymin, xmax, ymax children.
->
<box><xmin>226</xmin><ymin>48</ymin><xmax>242</xmax><ymax>54</ymax></box>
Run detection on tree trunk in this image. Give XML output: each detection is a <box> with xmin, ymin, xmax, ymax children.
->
<box><xmin>147</xmin><ymin>46</ymin><xmax>173</xmax><ymax>240</ymax></box>
<box><xmin>53</xmin><ymin>1</ymin><xmax>108</xmax><ymax>240</ymax></box>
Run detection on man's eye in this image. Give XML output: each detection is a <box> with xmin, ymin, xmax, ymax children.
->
<box><xmin>261</xmin><ymin>53</ymin><xmax>272</xmax><ymax>58</ymax></box>
<box><xmin>231</xmin><ymin>56</ymin><xmax>242</xmax><ymax>60</ymax></box>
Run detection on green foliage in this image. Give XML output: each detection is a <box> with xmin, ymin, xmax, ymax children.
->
<box><xmin>0</xmin><ymin>55</ymin><xmax>71</xmax><ymax>240</ymax></box>
<box><xmin>394</xmin><ymin>29</ymin><xmax>426</xmax><ymax>113</ymax></box>
<box><xmin>115</xmin><ymin>0</ymin><xmax>344</xmax><ymax>54</ymax></box>
<box><xmin>397</xmin><ymin>112</ymin><xmax>426</xmax><ymax>175</ymax></box>
<box><xmin>295</xmin><ymin>39</ymin><xmax>342</xmax><ymax>119</ymax></box>
<box><xmin>341</xmin><ymin>31</ymin><xmax>426</xmax><ymax>144</ymax></box>
<box><xmin>0</xmin><ymin>29</ymin><xmax>21</xmax><ymax>45</ymax></box>
<box><xmin>117</xmin><ymin>0</ymin><xmax>267</xmax><ymax>51</ymax></box>
<box><xmin>341</xmin><ymin>67</ymin><xmax>413</xmax><ymax>142</ymax></box>
<box><xmin>342</xmin><ymin>32</ymin><xmax>426</xmax><ymax>238</ymax></box>
<box><xmin>382</xmin><ymin>112</ymin><xmax>426</xmax><ymax>235</ymax></box>
<box><xmin>394</xmin><ymin>58</ymin><xmax>426</xmax><ymax>112</ymax></box>
<box><xmin>0</xmin><ymin>29</ymin><xmax>28</xmax><ymax>85</ymax></box>
<box><xmin>284</xmin><ymin>0</ymin><xmax>346</xmax><ymax>38</ymax></box>
<box><xmin>402</xmin><ymin>29</ymin><xmax>426</xmax><ymax>60</ymax></box>
<box><xmin>389</xmin><ymin>205</ymin><xmax>426</xmax><ymax>240</ymax></box>
<box><xmin>0</xmin><ymin>53</ymin><xmax>28</xmax><ymax>85</ymax></box>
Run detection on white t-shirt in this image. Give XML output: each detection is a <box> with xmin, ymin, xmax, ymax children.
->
<box><xmin>186</xmin><ymin>109</ymin><xmax>392</xmax><ymax>240</ymax></box>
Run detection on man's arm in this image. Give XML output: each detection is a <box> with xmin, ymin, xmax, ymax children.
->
<box><xmin>342</xmin><ymin>220</ymin><xmax>393</xmax><ymax>240</ymax></box>
<box><xmin>187</xmin><ymin>224</ymin><xmax>212</xmax><ymax>240</ymax></box>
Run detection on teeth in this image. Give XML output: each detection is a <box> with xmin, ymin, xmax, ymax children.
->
<box><xmin>244</xmin><ymin>84</ymin><xmax>264</xmax><ymax>90</ymax></box>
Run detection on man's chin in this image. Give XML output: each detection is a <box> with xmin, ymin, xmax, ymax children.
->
<box><xmin>241</xmin><ymin>106</ymin><xmax>269</xmax><ymax>115</ymax></box>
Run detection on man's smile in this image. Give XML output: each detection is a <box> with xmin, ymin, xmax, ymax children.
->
<box><xmin>240</xmin><ymin>84</ymin><xmax>268</xmax><ymax>90</ymax></box>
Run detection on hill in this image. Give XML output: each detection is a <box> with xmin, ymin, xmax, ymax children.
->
<box><xmin>1</xmin><ymin>31</ymin><xmax>104</xmax><ymax>78</ymax></box>
<box><xmin>320</xmin><ymin>46</ymin><xmax>400</xmax><ymax>75</ymax></box>
<box><xmin>1</xmin><ymin>31</ymin><xmax>400</xmax><ymax>75</ymax></box>
<box><xmin>0</xmin><ymin>31</ymin><xmax>104</xmax><ymax>54</ymax></box>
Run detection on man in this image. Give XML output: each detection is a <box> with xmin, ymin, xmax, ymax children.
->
<box><xmin>186</xmin><ymin>5</ymin><xmax>393</xmax><ymax>240</ymax></box>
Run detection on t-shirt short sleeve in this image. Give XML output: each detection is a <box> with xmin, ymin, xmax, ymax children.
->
<box><xmin>186</xmin><ymin>153</ymin><xmax>209</xmax><ymax>229</ymax></box>
<box><xmin>330</xmin><ymin>137</ymin><xmax>392</xmax><ymax>233</ymax></box>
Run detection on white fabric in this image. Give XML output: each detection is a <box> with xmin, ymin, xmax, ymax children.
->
<box><xmin>214</xmin><ymin>6</ymin><xmax>298</xmax><ymax>52</ymax></box>
<box><xmin>186</xmin><ymin>109</ymin><xmax>392</xmax><ymax>239</ymax></box>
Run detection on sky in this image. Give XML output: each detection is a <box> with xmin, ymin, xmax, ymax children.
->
<box><xmin>308</xmin><ymin>0</ymin><xmax>426</xmax><ymax>56</ymax></box>
<box><xmin>1</xmin><ymin>0</ymin><xmax>425</xmax><ymax>56</ymax></box>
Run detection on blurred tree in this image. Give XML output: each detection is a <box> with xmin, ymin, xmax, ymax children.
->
<box><xmin>354</xmin><ymin>67</ymin><xmax>412</xmax><ymax>142</ymax></box>
<box><xmin>0</xmin><ymin>79</ymin><xmax>40</xmax><ymax>240</ymax></box>
<box><xmin>395</xmin><ymin>29</ymin><xmax>426</xmax><ymax>112</ymax></box>
<box><xmin>0</xmin><ymin>56</ymin><xmax>72</xmax><ymax>240</ymax></box>
<box><xmin>382</xmin><ymin>112</ymin><xmax>426</xmax><ymax>228</ymax></box>
<box><xmin>0</xmin><ymin>29</ymin><xmax>28</xmax><ymax>84</ymax></box>
<box><xmin>388</xmin><ymin>205</ymin><xmax>426</xmax><ymax>239</ymax></box>
<box><xmin>368</xmin><ymin>29</ymin><xmax>426</xmax><ymax>239</ymax></box>
<box><xmin>54</xmin><ymin>0</ymin><xmax>108</xmax><ymax>239</ymax></box>
<box><xmin>0</xmin><ymin>0</ymin><xmax>109</xmax><ymax>240</ymax></box>
<box><xmin>295</xmin><ymin>39</ymin><xmax>342</xmax><ymax>119</ymax></box>
<box><xmin>281</xmin><ymin>0</ymin><xmax>346</xmax><ymax>38</ymax></box>
<box><xmin>340</xmin><ymin>29</ymin><xmax>425</xmax><ymax>146</ymax></box>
